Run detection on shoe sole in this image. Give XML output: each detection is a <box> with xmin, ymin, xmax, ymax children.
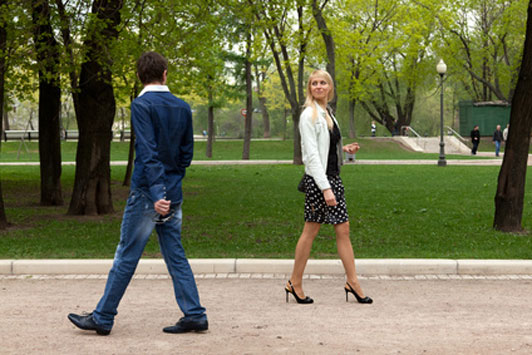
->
<box><xmin>163</xmin><ymin>325</ymin><xmax>208</xmax><ymax>334</ymax></box>
<box><xmin>68</xmin><ymin>314</ymin><xmax>111</xmax><ymax>336</ymax></box>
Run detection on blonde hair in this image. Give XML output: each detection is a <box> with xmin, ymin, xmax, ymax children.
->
<box><xmin>303</xmin><ymin>69</ymin><xmax>335</xmax><ymax>130</ymax></box>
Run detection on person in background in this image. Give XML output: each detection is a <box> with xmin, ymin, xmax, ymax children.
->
<box><xmin>371</xmin><ymin>121</ymin><xmax>376</xmax><ymax>137</ymax></box>
<box><xmin>470</xmin><ymin>125</ymin><xmax>480</xmax><ymax>155</ymax></box>
<box><xmin>493</xmin><ymin>124</ymin><xmax>504</xmax><ymax>157</ymax></box>
<box><xmin>503</xmin><ymin>124</ymin><xmax>509</xmax><ymax>143</ymax></box>
<box><xmin>285</xmin><ymin>69</ymin><xmax>372</xmax><ymax>305</ymax></box>
<box><xmin>67</xmin><ymin>51</ymin><xmax>207</xmax><ymax>336</ymax></box>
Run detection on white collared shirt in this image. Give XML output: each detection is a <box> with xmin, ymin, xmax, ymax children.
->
<box><xmin>138</xmin><ymin>84</ymin><xmax>170</xmax><ymax>97</ymax></box>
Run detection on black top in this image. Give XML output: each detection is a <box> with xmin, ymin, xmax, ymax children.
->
<box><xmin>493</xmin><ymin>129</ymin><xmax>503</xmax><ymax>142</ymax></box>
<box><xmin>471</xmin><ymin>129</ymin><xmax>480</xmax><ymax>142</ymax></box>
<box><xmin>326</xmin><ymin>121</ymin><xmax>341</xmax><ymax>176</ymax></box>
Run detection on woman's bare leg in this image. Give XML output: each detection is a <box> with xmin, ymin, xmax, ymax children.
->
<box><xmin>288</xmin><ymin>222</ymin><xmax>321</xmax><ymax>297</ymax></box>
<box><xmin>335</xmin><ymin>221</ymin><xmax>366</xmax><ymax>297</ymax></box>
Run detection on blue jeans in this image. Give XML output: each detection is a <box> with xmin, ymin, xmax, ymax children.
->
<box><xmin>495</xmin><ymin>141</ymin><xmax>501</xmax><ymax>156</ymax></box>
<box><xmin>92</xmin><ymin>189</ymin><xmax>206</xmax><ymax>330</ymax></box>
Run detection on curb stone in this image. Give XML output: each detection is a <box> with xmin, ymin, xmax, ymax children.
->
<box><xmin>1</xmin><ymin>258</ymin><xmax>532</xmax><ymax>276</ymax></box>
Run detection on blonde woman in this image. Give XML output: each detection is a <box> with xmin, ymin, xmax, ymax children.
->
<box><xmin>285</xmin><ymin>70</ymin><xmax>372</xmax><ymax>305</ymax></box>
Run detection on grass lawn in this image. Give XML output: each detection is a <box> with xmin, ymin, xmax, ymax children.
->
<box><xmin>0</xmin><ymin>138</ymin><xmax>486</xmax><ymax>162</ymax></box>
<box><xmin>0</xmin><ymin>141</ymin><xmax>131</xmax><ymax>162</ymax></box>
<box><xmin>0</xmin><ymin>164</ymin><xmax>531</xmax><ymax>259</ymax></box>
<box><xmin>477</xmin><ymin>138</ymin><xmax>507</xmax><ymax>154</ymax></box>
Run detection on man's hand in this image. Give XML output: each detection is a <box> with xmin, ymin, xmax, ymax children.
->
<box><xmin>154</xmin><ymin>199</ymin><xmax>171</xmax><ymax>216</ymax></box>
<box><xmin>323</xmin><ymin>189</ymin><xmax>337</xmax><ymax>206</ymax></box>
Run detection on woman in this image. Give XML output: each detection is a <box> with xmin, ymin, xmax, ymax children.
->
<box><xmin>285</xmin><ymin>69</ymin><xmax>372</xmax><ymax>305</ymax></box>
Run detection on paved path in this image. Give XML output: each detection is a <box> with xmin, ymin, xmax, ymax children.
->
<box><xmin>0</xmin><ymin>151</ymin><xmax>520</xmax><ymax>167</ymax></box>
<box><xmin>1</xmin><ymin>275</ymin><xmax>531</xmax><ymax>354</ymax></box>
<box><xmin>0</xmin><ymin>158</ymin><xmax>509</xmax><ymax>167</ymax></box>
<box><xmin>3</xmin><ymin>258</ymin><xmax>532</xmax><ymax>276</ymax></box>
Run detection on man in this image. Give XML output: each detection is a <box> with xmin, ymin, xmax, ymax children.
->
<box><xmin>371</xmin><ymin>121</ymin><xmax>376</xmax><ymax>137</ymax></box>
<box><xmin>493</xmin><ymin>124</ymin><xmax>504</xmax><ymax>157</ymax></box>
<box><xmin>68</xmin><ymin>52</ymin><xmax>207</xmax><ymax>335</ymax></box>
<box><xmin>503</xmin><ymin>124</ymin><xmax>509</xmax><ymax>142</ymax></box>
<box><xmin>470</xmin><ymin>125</ymin><xmax>480</xmax><ymax>155</ymax></box>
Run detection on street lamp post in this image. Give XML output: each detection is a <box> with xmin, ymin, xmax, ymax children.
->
<box><xmin>436</xmin><ymin>59</ymin><xmax>447</xmax><ymax>167</ymax></box>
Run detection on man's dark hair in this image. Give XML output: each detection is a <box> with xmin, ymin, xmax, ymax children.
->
<box><xmin>137</xmin><ymin>52</ymin><xmax>168</xmax><ymax>85</ymax></box>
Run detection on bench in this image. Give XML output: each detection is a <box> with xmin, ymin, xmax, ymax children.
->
<box><xmin>3</xmin><ymin>130</ymin><xmax>39</xmax><ymax>142</ymax></box>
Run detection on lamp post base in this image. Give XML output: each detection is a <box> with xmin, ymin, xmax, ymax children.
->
<box><xmin>438</xmin><ymin>141</ymin><xmax>446</xmax><ymax>167</ymax></box>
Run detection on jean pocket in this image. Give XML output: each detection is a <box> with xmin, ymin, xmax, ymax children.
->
<box><xmin>126</xmin><ymin>190</ymin><xmax>141</xmax><ymax>207</ymax></box>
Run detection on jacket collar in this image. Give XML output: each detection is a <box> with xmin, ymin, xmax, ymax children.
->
<box><xmin>138</xmin><ymin>85</ymin><xmax>170</xmax><ymax>97</ymax></box>
<box><xmin>315</xmin><ymin>102</ymin><xmax>327</xmax><ymax>116</ymax></box>
<box><xmin>314</xmin><ymin>101</ymin><xmax>338</xmax><ymax>124</ymax></box>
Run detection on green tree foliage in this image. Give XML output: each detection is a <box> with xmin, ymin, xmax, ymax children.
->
<box><xmin>248</xmin><ymin>0</ymin><xmax>320</xmax><ymax>164</ymax></box>
<box><xmin>0</xmin><ymin>2</ymin><xmax>35</xmax><ymax>111</ymax></box>
<box><xmin>54</xmin><ymin>0</ymin><xmax>92</xmax><ymax>120</ymax></box>
<box><xmin>0</xmin><ymin>1</ymin><xmax>35</xmax><ymax>228</ymax></box>
<box><xmin>333</xmin><ymin>0</ymin><xmax>437</xmax><ymax>135</ymax></box>
<box><xmin>311</xmin><ymin>0</ymin><xmax>337</xmax><ymax>112</ymax></box>
<box><xmin>164</xmin><ymin>1</ymin><xmax>232</xmax><ymax>157</ymax></box>
<box><xmin>436</xmin><ymin>0</ymin><xmax>528</xmax><ymax>103</ymax></box>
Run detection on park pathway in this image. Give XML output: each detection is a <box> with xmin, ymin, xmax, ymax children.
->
<box><xmin>0</xmin><ymin>157</ymin><xmax>516</xmax><ymax>167</ymax></box>
<box><xmin>1</xmin><ymin>274</ymin><xmax>531</xmax><ymax>354</ymax></box>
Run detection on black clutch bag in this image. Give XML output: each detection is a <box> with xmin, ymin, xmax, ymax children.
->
<box><xmin>297</xmin><ymin>175</ymin><xmax>306</xmax><ymax>193</ymax></box>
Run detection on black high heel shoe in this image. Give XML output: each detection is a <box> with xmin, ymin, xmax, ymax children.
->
<box><xmin>285</xmin><ymin>280</ymin><xmax>314</xmax><ymax>304</ymax></box>
<box><xmin>345</xmin><ymin>281</ymin><xmax>373</xmax><ymax>304</ymax></box>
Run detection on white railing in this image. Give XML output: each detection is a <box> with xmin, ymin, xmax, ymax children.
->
<box><xmin>400</xmin><ymin>125</ymin><xmax>422</xmax><ymax>138</ymax></box>
<box><xmin>445</xmin><ymin>126</ymin><xmax>471</xmax><ymax>148</ymax></box>
<box><xmin>399</xmin><ymin>125</ymin><xmax>425</xmax><ymax>150</ymax></box>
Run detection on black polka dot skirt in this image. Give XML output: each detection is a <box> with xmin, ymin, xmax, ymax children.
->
<box><xmin>303</xmin><ymin>174</ymin><xmax>349</xmax><ymax>225</ymax></box>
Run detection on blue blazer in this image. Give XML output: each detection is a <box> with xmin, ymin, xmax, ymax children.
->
<box><xmin>130</xmin><ymin>87</ymin><xmax>194</xmax><ymax>205</ymax></box>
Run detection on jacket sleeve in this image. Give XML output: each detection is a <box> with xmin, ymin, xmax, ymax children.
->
<box><xmin>178</xmin><ymin>106</ymin><xmax>194</xmax><ymax>169</ymax></box>
<box><xmin>299</xmin><ymin>109</ymin><xmax>331</xmax><ymax>191</ymax></box>
<box><xmin>131</xmin><ymin>99</ymin><xmax>167</xmax><ymax>202</ymax></box>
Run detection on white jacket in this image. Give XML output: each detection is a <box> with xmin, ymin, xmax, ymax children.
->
<box><xmin>299</xmin><ymin>103</ymin><xmax>343</xmax><ymax>191</ymax></box>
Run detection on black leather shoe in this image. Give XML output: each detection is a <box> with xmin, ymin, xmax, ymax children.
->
<box><xmin>163</xmin><ymin>317</ymin><xmax>208</xmax><ymax>334</ymax></box>
<box><xmin>67</xmin><ymin>312</ymin><xmax>111</xmax><ymax>335</ymax></box>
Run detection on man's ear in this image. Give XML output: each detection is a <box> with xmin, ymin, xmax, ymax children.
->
<box><xmin>162</xmin><ymin>70</ymin><xmax>167</xmax><ymax>85</ymax></box>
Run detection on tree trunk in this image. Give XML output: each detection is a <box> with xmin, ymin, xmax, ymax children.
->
<box><xmin>32</xmin><ymin>0</ymin><xmax>63</xmax><ymax>206</ymax></box>
<box><xmin>493</xmin><ymin>0</ymin><xmax>532</xmax><ymax>232</ymax></box>
<box><xmin>259</xmin><ymin>97</ymin><xmax>270</xmax><ymax>138</ymax></box>
<box><xmin>206</xmin><ymin>89</ymin><xmax>214</xmax><ymax>158</ymax></box>
<box><xmin>68</xmin><ymin>0</ymin><xmax>123</xmax><ymax>215</ymax></box>
<box><xmin>2</xmin><ymin>105</ymin><xmax>7</xmax><ymax>131</ymax></box>
<box><xmin>292</xmin><ymin>106</ymin><xmax>302</xmax><ymax>165</ymax></box>
<box><xmin>254</xmin><ymin>66</ymin><xmax>270</xmax><ymax>138</ymax></box>
<box><xmin>311</xmin><ymin>0</ymin><xmax>336</xmax><ymax>113</ymax></box>
<box><xmin>123</xmin><ymin>83</ymin><xmax>139</xmax><ymax>187</ymax></box>
<box><xmin>242</xmin><ymin>33</ymin><xmax>253</xmax><ymax>160</ymax></box>
<box><xmin>123</xmin><ymin>127</ymin><xmax>135</xmax><ymax>186</ymax></box>
<box><xmin>0</xmin><ymin>0</ymin><xmax>8</xmax><ymax>228</ymax></box>
<box><xmin>348</xmin><ymin>98</ymin><xmax>356</xmax><ymax>138</ymax></box>
<box><xmin>394</xmin><ymin>89</ymin><xmax>416</xmax><ymax>135</ymax></box>
<box><xmin>282</xmin><ymin>106</ymin><xmax>287</xmax><ymax>140</ymax></box>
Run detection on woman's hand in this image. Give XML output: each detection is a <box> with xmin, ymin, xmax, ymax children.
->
<box><xmin>323</xmin><ymin>189</ymin><xmax>337</xmax><ymax>206</ymax></box>
<box><xmin>343</xmin><ymin>142</ymin><xmax>360</xmax><ymax>154</ymax></box>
